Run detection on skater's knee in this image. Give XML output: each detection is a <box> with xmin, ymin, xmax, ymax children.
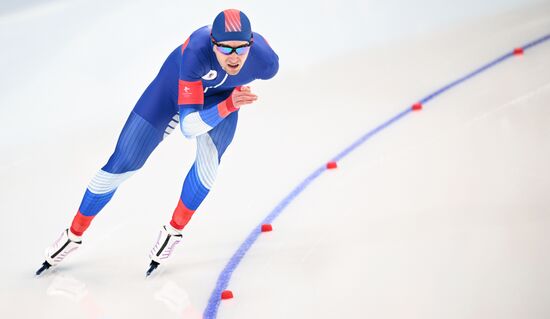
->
<box><xmin>88</xmin><ymin>169</ymin><xmax>136</xmax><ymax>194</ymax></box>
<box><xmin>103</xmin><ymin>150</ymin><xmax>147</xmax><ymax>173</ymax></box>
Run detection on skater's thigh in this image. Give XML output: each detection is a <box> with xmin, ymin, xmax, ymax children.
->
<box><xmin>102</xmin><ymin>111</ymin><xmax>165</xmax><ymax>173</ymax></box>
<box><xmin>102</xmin><ymin>64</ymin><xmax>179</xmax><ymax>174</ymax></box>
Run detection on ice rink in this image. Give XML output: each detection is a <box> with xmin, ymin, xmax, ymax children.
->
<box><xmin>1</xmin><ymin>0</ymin><xmax>550</xmax><ymax>318</ymax></box>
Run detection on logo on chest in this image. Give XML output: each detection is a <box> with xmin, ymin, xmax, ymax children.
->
<box><xmin>202</xmin><ymin>70</ymin><xmax>218</xmax><ymax>81</ymax></box>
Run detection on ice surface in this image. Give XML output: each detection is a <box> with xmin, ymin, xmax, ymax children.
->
<box><xmin>1</xmin><ymin>1</ymin><xmax>549</xmax><ymax>318</ymax></box>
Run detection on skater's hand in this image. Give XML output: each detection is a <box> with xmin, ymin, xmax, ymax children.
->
<box><xmin>231</xmin><ymin>86</ymin><xmax>257</xmax><ymax>109</ymax></box>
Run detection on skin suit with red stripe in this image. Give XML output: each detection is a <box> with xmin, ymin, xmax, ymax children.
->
<box><xmin>70</xmin><ymin>24</ymin><xmax>279</xmax><ymax>237</ymax></box>
<box><xmin>36</xmin><ymin>8</ymin><xmax>278</xmax><ymax>277</ymax></box>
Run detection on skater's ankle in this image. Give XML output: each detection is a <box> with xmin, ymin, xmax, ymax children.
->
<box><xmin>68</xmin><ymin>229</ymin><xmax>82</xmax><ymax>242</ymax></box>
<box><xmin>166</xmin><ymin>224</ymin><xmax>182</xmax><ymax>236</ymax></box>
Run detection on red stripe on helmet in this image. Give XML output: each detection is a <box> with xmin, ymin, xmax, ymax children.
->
<box><xmin>224</xmin><ymin>9</ymin><xmax>242</xmax><ymax>32</ymax></box>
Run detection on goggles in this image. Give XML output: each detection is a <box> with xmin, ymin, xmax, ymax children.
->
<box><xmin>211</xmin><ymin>36</ymin><xmax>253</xmax><ymax>56</ymax></box>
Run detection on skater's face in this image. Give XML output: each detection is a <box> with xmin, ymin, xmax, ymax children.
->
<box><xmin>212</xmin><ymin>40</ymin><xmax>251</xmax><ymax>75</ymax></box>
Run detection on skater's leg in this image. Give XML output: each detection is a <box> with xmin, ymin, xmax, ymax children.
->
<box><xmin>70</xmin><ymin>48</ymin><xmax>181</xmax><ymax>236</ymax></box>
<box><xmin>39</xmin><ymin>47</ymin><xmax>181</xmax><ymax>272</ymax></box>
<box><xmin>170</xmin><ymin>110</ymin><xmax>239</xmax><ymax>230</ymax></box>
<box><xmin>147</xmin><ymin>111</ymin><xmax>238</xmax><ymax>269</ymax></box>
<box><xmin>43</xmin><ymin>113</ymin><xmax>167</xmax><ymax>271</ymax></box>
<box><xmin>70</xmin><ymin>111</ymin><xmax>165</xmax><ymax>235</ymax></box>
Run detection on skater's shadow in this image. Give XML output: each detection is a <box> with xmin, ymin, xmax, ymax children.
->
<box><xmin>46</xmin><ymin>271</ymin><xmax>88</xmax><ymax>302</ymax></box>
<box><xmin>44</xmin><ymin>271</ymin><xmax>107</xmax><ymax>318</ymax></box>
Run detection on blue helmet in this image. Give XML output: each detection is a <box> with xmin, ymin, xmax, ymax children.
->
<box><xmin>211</xmin><ymin>9</ymin><xmax>253</xmax><ymax>42</ymax></box>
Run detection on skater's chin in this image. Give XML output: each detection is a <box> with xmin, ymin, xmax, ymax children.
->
<box><xmin>224</xmin><ymin>64</ymin><xmax>242</xmax><ymax>75</ymax></box>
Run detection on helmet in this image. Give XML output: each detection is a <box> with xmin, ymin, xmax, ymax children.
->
<box><xmin>211</xmin><ymin>9</ymin><xmax>253</xmax><ymax>43</ymax></box>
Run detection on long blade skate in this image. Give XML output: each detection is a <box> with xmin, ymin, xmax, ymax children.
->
<box><xmin>36</xmin><ymin>261</ymin><xmax>52</xmax><ymax>276</ymax></box>
<box><xmin>146</xmin><ymin>225</ymin><xmax>183</xmax><ymax>277</ymax></box>
<box><xmin>146</xmin><ymin>261</ymin><xmax>160</xmax><ymax>277</ymax></box>
<box><xmin>37</xmin><ymin>229</ymin><xmax>82</xmax><ymax>276</ymax></box>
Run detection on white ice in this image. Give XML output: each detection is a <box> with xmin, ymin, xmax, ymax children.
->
<box><xmin>1</xmin><ymin>1</ymin><xmax>549</xmax><ymax>318</ymax></box>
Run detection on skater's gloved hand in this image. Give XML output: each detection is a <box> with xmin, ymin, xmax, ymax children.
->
<box><xmin>218</xmin><ymin>86</ymin><xmax>258</xmax><ymax>117</ymax></box>
<box><xmin>231</xmin><ymin>86</ymin><xmax>257</xmax><ymax>109</ymax></box>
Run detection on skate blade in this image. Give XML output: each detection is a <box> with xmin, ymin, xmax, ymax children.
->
<box><xmin>36</xmin><ymin>261</ymin><xmax>52</xmax><ymax>276</ymax></box>
<box><xmin>146</xmin><ymin>261</ymin><xmax>160</xmax><ymax>277</ymax></box>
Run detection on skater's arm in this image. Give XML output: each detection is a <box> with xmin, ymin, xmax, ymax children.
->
<box><xmin>177</xmin><ymin>38</ymin><xmax>227</xmax><ymax>138</ymax></box>
<box><xmin>178</xmin><ymin>93</ymin><xmax>238</xmax><ymax>138</ymax></box>
<box><xmin>178</xmin><ymin>47</ymin><xmax>207</xmax><ymax>111</ymax></box>
<box><xmin>179</xmin><ymin>86</ymin><xmax>258</xmax><ymax>138</ymax></box>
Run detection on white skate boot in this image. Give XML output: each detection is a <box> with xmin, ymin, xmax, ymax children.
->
<box><xmin>146</xmin><ymin>225</ymin><xmax>182</xmax><ymax>276</ymax></box>
<box><xmin>36</xmin><ymin>229</ymin><xmax>82</xmax><ymax>275</ymax></box>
